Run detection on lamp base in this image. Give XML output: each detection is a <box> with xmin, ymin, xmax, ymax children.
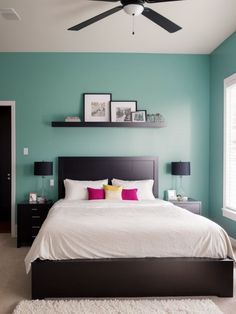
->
<box><xmin>177</xmin><ymin>195</ymin><xmax>188</xmax><ymax>201</ymax></box>
<box><xmin>176</xmin><ymin>176</ymin><xmax>188</xmax><ymax>200</ymax></box>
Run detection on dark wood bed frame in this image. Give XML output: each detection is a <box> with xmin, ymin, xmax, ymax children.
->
<box><xmin>31</xmin><ymin>156</ymin><xmax>234</xmax><ymax>299</ymax></box>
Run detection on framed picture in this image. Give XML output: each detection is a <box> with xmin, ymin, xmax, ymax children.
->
<box><xmin>167</xmin><ymin>190</ymin><xmax>177</xmax><ymax>201</ymax></box>
<box><xmin>29</xmin><ymin>192</ymin><xmax>37</xmax><ymax>203</ymax></box>
<box><xmin>84</xmin><ymin>93</ymin><xmax>111</xmax><ymax>122</ymax></box>
<box><xmin>131</xmin><ymin>110</ymin><xmax>147</xmax><ymax>122</ymax></box>
<box><xmin>111</xmin><ymin>101</ymin><xmax>137</xmax><ymax>122</ymax></box>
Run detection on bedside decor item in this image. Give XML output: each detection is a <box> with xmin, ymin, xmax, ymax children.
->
<box><xmin>37</xmin><ymin>196</ymin><xmax>46</xmax><ymax>204</ymax></box>
<box><xmin>84</xmin><ymin>93</ymin><xmax>111</xmax><ymax>122</ymax></box>
<box><xmin>29</xmin><ymin>192</ymin><xmax>37</xmax><ymax>203</ymax></box>
<box><xmin>111</xmin><ymin>101</ymin><xmax>137</xmax><ymax>122</ymax></box>
<box><xmin>169</xmin><ymin>198</ymin><xmax>202</xmax><ymax>215</ymax></box>
<box><xmin>171</xmin><ymin>161</ymin><xmax>191</xmax><ymax>200</ymax></box>
<box><xmin>131</xmin><ymin>110</ymin><xmax>146</xmax><ymax>122</ymax></box>
<box><xmin>167</xmin><ymin>190</ymin><xmax>177</xmax><ymax>201</ymax></box>
<box><xmin>34</xmin><ymin>161</ymin><xmax>53</xmax><ymax>203</ymax></box>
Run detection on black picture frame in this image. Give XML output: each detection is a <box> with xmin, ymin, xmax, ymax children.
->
<box><xmin>83</xmin><ymin>93</ymin><xmax>112</xmax><ymax>122</ymax></box>
<box><xmin>110</xmin><ymin>101</ymin><xmax>137</xmax><ymax>122</ymax></box>
<box><xmin>131</xmin><ymin>110</ymin><xmax>147</xmax><ymax>122</ymax></box>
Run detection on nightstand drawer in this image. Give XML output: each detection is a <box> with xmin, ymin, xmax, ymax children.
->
<box><xmin>31</xmin><ymin>207</ymin><xmax>41</xmax><ymax>213</ymax></box>
<box><xmin>31</xmin><ymin>214</ymin><xmax>41</xmax><ymax>220</ymax></box>
<box><xmin>31</xmin><ymin>212</ymin><xmax>43</xmax><ymax>223</ymax></box>
<box><xmin>176</xmin><ymin>203</ymin><xmax>201</xmax><ymax>214</ymax></box>
<box><xmin>170</xmin><ymin>199</ymin><xmax>202</xmax><ymax>215</ymax></box>
<box><xmin>32</xmin><ymin>225</ymin><xmax>41</xmax><ymax>237</ymax></box>
<box><xmin>31</xmin><ymin>216</ymin><xmax>42</xmax><ymax>226</ymax></box>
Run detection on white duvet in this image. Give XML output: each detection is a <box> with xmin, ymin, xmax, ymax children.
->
<box><xmin>25</xmin><ymin>199</ymin><xmax>234</xmax><ymax>273</ymax></box>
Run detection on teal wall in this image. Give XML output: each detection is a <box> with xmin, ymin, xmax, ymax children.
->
<box><xmin>210</xmin><ymin>32</ymin><xmax>236</xmax><ymax>238</ymax></box>
<box><xmin>0</xmin><ymin>53</ymin><xmax>210</xmax><ymax>214</ymax></box>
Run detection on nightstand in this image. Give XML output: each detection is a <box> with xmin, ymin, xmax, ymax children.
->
<box><xmin>17</xmin><ymin>201</ymin><xmax>53</xmax><ymax>247</ymax></box>
<box><xmin>169</xmin><ymin>198</ymin><xmax>202</xmax><ymax>215</ymax></box>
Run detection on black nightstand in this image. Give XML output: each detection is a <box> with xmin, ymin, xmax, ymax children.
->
<box><xmin>169</xmin><ymin>198</ymin><xmax>202</xmax><ymax>215</ymax></box>
<box><xmin>17</xmin><ymin>201</ymin><xmax>53</xmax><ymax>247</ymax></box>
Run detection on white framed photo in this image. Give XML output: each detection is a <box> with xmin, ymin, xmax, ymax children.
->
<box><xmin>29</xmin><ymin>192</ymin><xmax>37</xmax><ymax>203</ymax></box>
<box><xmin>84</xmin><ymin>93</ymin><xmax>111</xmax><ymax>122</ymax></box>
<box><xmin>131</xmin><ymin>110</ymin><xmax>147</xmax><ymax>122</ymax></box>
<box><xmin>167</xmin><ymin>190</ymin><xmax>177</xmax><ymax>201</ymax></box>
<box><xmin>111</xmin><ymin>101</ymin><xmax>137</xmax><ymax>122</ymax></box>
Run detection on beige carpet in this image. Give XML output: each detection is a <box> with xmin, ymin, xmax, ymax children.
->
<box><xmin>13</xmin><ymin>299</ymin><xmax>223</xmax><ymax>314</ymax></box>
<box><xmin>0</xmin><ymin>233</ymin><xmax>235</xmax><ymax>314</ymax></box>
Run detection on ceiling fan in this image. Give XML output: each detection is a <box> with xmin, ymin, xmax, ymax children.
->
<box><xmin>68</xmin><ymin>0</ymin><xmax>183</xmax><ymax>33</ymax></box>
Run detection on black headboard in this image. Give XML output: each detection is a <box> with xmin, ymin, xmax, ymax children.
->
<box><xmin>58</xmin><ymin>157</ymin><xmax>158</xmax><ymax>199</ymax></box>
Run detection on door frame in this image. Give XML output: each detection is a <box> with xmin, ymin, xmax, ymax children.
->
<box><xmin>0</xmin><ymin>101</ymin><xmax>16</xmax><ymax>237</ymax></box>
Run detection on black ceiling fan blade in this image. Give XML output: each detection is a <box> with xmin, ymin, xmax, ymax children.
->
<box><xmin>68</xmin><ymin>6</ymin><xmax>122</xmax><ymax>31</ymax></box>
<box><xmin>145</xmin><ymin>0</ymin><xmax>183</xmax><ymax>3</ymax></box>
<box><xmin>142</xmin><ymin>7</ymin><xmax>181</xmax><ymax>33</ymax></box>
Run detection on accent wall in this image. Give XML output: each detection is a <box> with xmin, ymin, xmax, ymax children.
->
<box><xmin>210</xmin><ymin>32</ymin><xmax>236</xmax><ymax>237</ymax></box>
<box><xmin>0</xmin><ymin>53</ymin><xmax>210</xmax><ymax>215</ymax></box>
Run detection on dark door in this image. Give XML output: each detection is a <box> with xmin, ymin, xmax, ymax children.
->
<box><xmin>0</xmin><ymin>106</ymin><xmax>11</xmax><ymax>233</ymax></box>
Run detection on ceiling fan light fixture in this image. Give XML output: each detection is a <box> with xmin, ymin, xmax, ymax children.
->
<box><xmin>123</xmin><ymin>4</ymin><xmax>144</xmax><ymax>16</ymax></box>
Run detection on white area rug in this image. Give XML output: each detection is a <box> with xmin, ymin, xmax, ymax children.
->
<box><xmin>14</xmin><ymin>299</ymin><xmax>223</xmax><ymax>314</ymax></box>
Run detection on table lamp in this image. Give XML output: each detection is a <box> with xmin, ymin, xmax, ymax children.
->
<box><xmin>34</xmin><ymin>161</ymin><xmax>53</xmax><ymax>202</ymax></box>
<box><xmin>171</xmin><ymin>161</ymin><xmax>191</xmax><ymax>200</ymax></box>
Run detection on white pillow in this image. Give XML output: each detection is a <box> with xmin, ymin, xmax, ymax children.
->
<box><xmin>64</xmin><ymin>179</ymin><xmax>108</xmax><ymax>200</ymax></box>
<box><xmin>112</xmin><ymin>178</ymin><xmax>155</xmax><ymax>200</ymax></box>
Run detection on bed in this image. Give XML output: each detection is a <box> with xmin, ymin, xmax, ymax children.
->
<box><xmin>29</xmin><ymin>156</ymin><xmax>234</xmax><ymax>299</ymax></box>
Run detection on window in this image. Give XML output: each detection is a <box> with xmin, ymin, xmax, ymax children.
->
<box><xmin>223</xmin><ymin>73</ymin><xmax>236</xmax><ymax>219</ymax></box>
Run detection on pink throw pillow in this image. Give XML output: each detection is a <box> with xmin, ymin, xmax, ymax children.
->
<box><xmin>87</xmin><ymin>187</ymin><xmax>105</xmax><ymax>200</ymax></box>
<box><xmin>122</xmin><ymin>188</ymin><xmax>138</xmax><ymax>201</ymax></box>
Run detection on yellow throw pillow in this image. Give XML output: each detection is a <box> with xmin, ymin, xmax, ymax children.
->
<box><xmin>103</xmin><ymin>185</ymin><xmax>122</xmax><ymax>200</ymax></box>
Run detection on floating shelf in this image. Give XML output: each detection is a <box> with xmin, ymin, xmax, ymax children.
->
<box><xmin>51</xmin><ymin>122</ymin><xmax>166</xmax><ymax>128</ymax></box>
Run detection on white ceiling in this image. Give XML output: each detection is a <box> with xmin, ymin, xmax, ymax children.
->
<box><xmin>0</xmin><ymin>0</ymin><xmax>235</xmax><ymax>53</ymax></box>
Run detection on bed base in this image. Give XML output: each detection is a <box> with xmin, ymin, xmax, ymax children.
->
<box><xmin>31</xmin><ymin>257</ymin><xmax>234</xmax><ymax>299</ymax></box>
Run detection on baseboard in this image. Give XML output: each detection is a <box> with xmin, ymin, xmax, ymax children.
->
<box><xmin>230</xmin><ymin>237</ymin><xmax>236</xmax><ymax>248</ymax></box>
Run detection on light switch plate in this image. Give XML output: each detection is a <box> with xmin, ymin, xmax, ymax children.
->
<box><xmin>50</xmin><ymin>179</ymin><xmax>54</xmax><ymax>187</ymax></box>
<box><xmin>23</xmin><ymin>147</ymin><xmax>29</xmax><ymax>155</ymax></box>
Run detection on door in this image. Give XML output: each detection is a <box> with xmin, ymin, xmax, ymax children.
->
<box><xmin>0</xmin><ymin>106</ymin><xmax>11</xmax><ymax>233</ymax></box>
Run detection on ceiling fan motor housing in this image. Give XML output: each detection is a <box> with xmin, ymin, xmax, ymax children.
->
<box><xmin>121</xmin><ymin>0</ymin><xmax>144</xmax><ymax>16</ymax></box>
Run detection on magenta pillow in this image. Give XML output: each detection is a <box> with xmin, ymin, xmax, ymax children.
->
<box><xmin>122</xmin><ymin>188</ymin><xmax>138</xmax><ymax>201</ymax></box>
<box><xmin>87</xmin><ymin>187</ymin><xmax>105</xmax><ymax>200</ymax></box>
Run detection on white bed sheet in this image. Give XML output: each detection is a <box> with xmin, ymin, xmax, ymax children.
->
<box><xmin>25</xmin><ymin>199</ymin><xmax>234</xmax><ymax>273</ymax></box>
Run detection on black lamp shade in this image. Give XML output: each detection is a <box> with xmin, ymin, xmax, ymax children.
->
<box><xmin>34</xmin><ymin>162</ymin><xmax>53</xmax><ymax>176</ymax></box>
<box><xmin>171</xmin><ymin>162</ymin><xmax>191</xmax><ymax>176</ymax></box>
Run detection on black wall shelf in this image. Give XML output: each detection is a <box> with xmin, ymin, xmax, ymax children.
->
<box><xmin>51</xmin><ymin>122</ymin><xmax>165</xmax><ymax>128</ymax></box>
